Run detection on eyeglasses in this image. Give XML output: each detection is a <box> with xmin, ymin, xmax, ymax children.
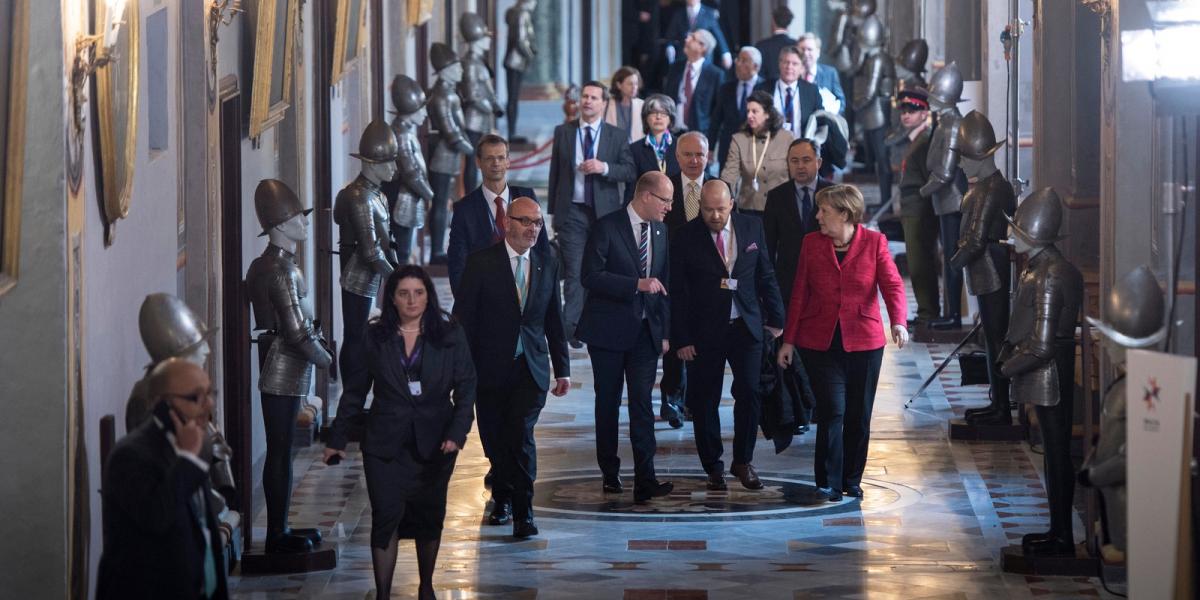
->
<box><xmin>509</xmin><ymin>215</ymin><xmax>545</xmax><ymax>228</ymax></box>
<box><xmin>648</xmin><ymin>191</ymin><xmax>673</xmax><ymax>206</ymax></box>
<box><xmin>165</xmin><ymin>390</ymin><xmax>219</xmax><ymax>404</ymax></box>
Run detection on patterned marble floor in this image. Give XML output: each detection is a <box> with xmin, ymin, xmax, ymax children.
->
<box><xmin>228</xmin><ymin>274</ymin><xmax>1121</xmax><ymax>599</ymax></box>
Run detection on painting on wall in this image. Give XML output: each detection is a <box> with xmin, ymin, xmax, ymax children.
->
<box><xmin>92</xmin><ymin>0</ymin><xmax>140</xmax><ymax>245</ymax></box>
<box><xmin>331</xmin><ymin>0</ymin><xmax>365</xmax><ymax>85</ymax></box>
<box><xmin>248</xmin><ymin>0</ymin><xmax>297</xmax><ymax>139</ymax></box>
<box><xmin>407</xmin><ymin>0</ymin><xmax>433</xmax><ymax>27</ymax></box>
<box><xmin>0</xmin><ymin>0</ymin><xmax>27</xmax><ymax>295</ymax></box>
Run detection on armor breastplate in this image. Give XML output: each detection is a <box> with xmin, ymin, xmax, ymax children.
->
<box><xmin>504</xmin><ymin>9</ymin><xmax>534</xmax><ymax>72</ymax></box>
<box><xmin>853</xmin><ymin>52</ymin><xmax>895</xmax><ymax>131</ymax></box>
<box><xmin>334</xmin><ymin>176</ymin><xmax>393</xmax><ymax>298</ymax></box>
<box><xmin>898</xmin><ymin>73</ymin><xmax>927</xmax><ymax>92</ymax></box>
<box><xmin>460</xmin><ymin>53</ymin><xmax>498</xmax><ymax>132</ymax></box>
<box><xmin>390</xmin><ymin>119</ymin><xmax>434</xmax><ymax>228</ymax></box>
<box><xmin>1091</xmin><ymin>376</ymin><xmax>1128</xmax><ymax>550</ymax></box>
<box><xmin>246</xmin><ymin>245</ymin><xmax>329</xmax><ymax>396</ymax></box>
<box><xmin>1002</xmin><ymin>247</ymin><xmax>1083</xmax><ymax>407</ymax></box>
<box><xmin>924</xmin><ymin>109</ymin><xmax>964</xmax><ymax>215</ymax></box>
<box><xmin>428</xmin><ymin>81</ymin><xmax>471</xmax><ymax>175</ymax></box>
<box><xmin>957</xmin><ymin>171</ymin><xmax>1016</xmax><ymax>295</ymax></box>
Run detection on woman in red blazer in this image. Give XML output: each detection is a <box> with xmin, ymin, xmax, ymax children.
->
<box><xmin>776</xmin><ymin>184</ymin><xmax>909</xmax><ymax>502</ymax></box>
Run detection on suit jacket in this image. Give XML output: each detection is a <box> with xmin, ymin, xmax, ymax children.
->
<box><xmin>664</xmin><ymin>172</ymin><xmax>714</xmax><ymax>233</ymax></box>
<box><xmin>447</xmin><ymin>184</ymin><xmax>545</xmax><ymax>293</ymax></box>
<box><xmin>664</xmin><ymin>4</ymin><xmax>731</xmax><ymax>60</ymax></box>
<box><xmin>810</xmin><ymin>64</ymin><xmax>846</xmax><ymax>113</ymax></box>
<box><xmin>454</xmin><ymin>242</ymin><xmax>570</xmax><ymax>393</ymax></box>
<box><xmin>626</xmin><ymin>136</ymin><xmax>682</xmax><ymax>203</ymax></box>
<box><xmin>664</xmin><ymin>59</ymin><xmax>723</xmax><ymax>134</ymax></box>
<box><xmin>782</xmin><ymin>226</ymin><xmax>907</xmax><ymax>352</ymax></box>
<box><xmin>576</xmin><ymin>208</ymin><xmax>670</xmax><ymax>351</ymax></box>
<box><xmin>605</xmin><ymin>97</ymin><xmax>645</xmax><ymax>143</ymax></box>
<box><xmin>670</xmin><ymin>213</ymin><xmax>785</xmax><ymax>349</ymax></box>
<box><xmin>329</xmin><ymin>321</ymin><xmax>476</xmax><ymax>460</ymax></box>
<box><xmin>755</xmin><ymin>78</ymin><xmax>824</xmax><ymax>135</ymax></box>
<box><xmin>719</xmin><ymin>128</ymin><xmax>794</xmax><ymax>212</ymax></box>
<box><xmin>548</xmin><ymin>119</ymin><xmax>637</xmax><ymax>218</ymax></box>
<box><xmin>96</xmin><ymin>420</ymin><xmax>229</xmax><ymax>600</ymax></box>
<box><xmin>754</xmin><ymin>33</ymin><xmax>797</xmax><ymax>81</ymax></box>
<box><xmin>763</xmin><ymin>177</ymin><xmax>834</xmax><ymax>301</ymax></box>
<box><xmin>708</xmin><ymin>76</ymin><xmax>762</xmax><ymax>170</ymax></box>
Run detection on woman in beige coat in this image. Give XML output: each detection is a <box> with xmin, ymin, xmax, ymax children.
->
<box><xmin>719</xmin><ymin>90</ymin><xmax>793</xmax><ymax>214</ymax></box>
<box><xmin>604</xmin><ymin>66</ymin><xmax>645</xmax><ymax>143</ymax></box>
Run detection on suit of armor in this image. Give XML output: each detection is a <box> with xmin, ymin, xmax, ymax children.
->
<box><xmin>461</xmin><ymin>50</ymin><xmax>499</xmax><ymax>136</ymax></box>
<box><xmin>952</xmin><ymin>171</ymin><xmax>1015</xmax><ymax>296</ymax></box>
<box><xmin>383</xmin><ymin>74</ymin><xmax>434</xmax><ymax>264</ymax></box>
<box><xmin>427</xmin><ymin>51</ymin><xmax>474</xmax><ymax>261</ymax></box>
<box><xmin>896</xmin><ymin>38</ymin><xmax>928</xmax><ymax>92</ymax></box>
<box><xmin>921</xmin><ymin>108</ymin><xmax>965</xmax><ymax>215</ymax></box>
<box><xmin>1086</xmin><ymin>376</ymin><xmax>1128</xmax><ymax>551</ymax></box>
<box><xmin>504</xmin><ymin>1</ymin><xmax>537</xmax><ymax>140</ymax></box>
<box><xmin>851</xmin><ymin>25</ymin><xmax>894</xmax><ymax>131</ymax></box>
<box><xmin>247</xmin><ymin>245</ymin><xmax>331</xmax><ymax>397</ymax></box>
<box><xmin>335</xmin><ymin>175</ymin><xmax>396</xmax><ymax>299</ymax></box>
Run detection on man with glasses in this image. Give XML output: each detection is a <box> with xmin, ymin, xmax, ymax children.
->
<box><xmin>455</xmin><ymin>198</ymin><xmax>570</xmax><ymax>538</ymax></box>
<box><xmin>448</xmin><ymin>134</ymin><xmax>544</xmax><ymax>295</ymax></box>
<box><xmin>576</xmin><ymin>171</ymin><xmax>676</xmax><ymax>503</ymax></box>
<box><xmin>97</xmin><ymin>359</ymin><xmax>229</xmax><ymax>600</ymax></box>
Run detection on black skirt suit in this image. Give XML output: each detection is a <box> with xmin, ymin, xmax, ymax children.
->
<box><xmin>329</xmin><ymin>319</ymin><xmax>477</xmax><ymax>546</ymax></box>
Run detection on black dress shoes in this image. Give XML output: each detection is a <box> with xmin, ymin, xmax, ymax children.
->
<box><xmin>634</xmin><ymin>480</ymin><xmax>674</xmax><ymax>503</ymax></box>
<box><xmin>843</xmin><ymin>485</ymin><xmax>864</xmax><ymax>498</ymax></box>
<box><xmin>817</xmin><ymin>487</ymin><xmax>843</xmax><ymax>502</ymax></box>
<box><xmin>929</xmin><ymin>316</ymin><xmax>962</xmax><ymax>330</ymax></box>
<box><xmin>793</xmin><ymin>424</ymin><xmax>810</xmax><ymax>435</ymax></box>
<box><xmin>602</xmin><ymin>475</ymin><xmax>624</xmax><ymax>494</ymax></box>
<box><xmin>660</xmin><ymin>393</ymin><xmax>684</xmax><ymax>429</ymax></box>
<box><xmin>488</xmin><ymin>500</ymin><xmax>512</xmax><ymax>525</ymax></box>
<box><xmin>705</xmin><ymin>470</ymin><xmax>727</xmax><ymax>491</ymax></box>
<box><xmin>965</xmin><ymin>407</ymin><xmax>1012</xmax><ymax>426</ymax></box>
<box><xmin>265</xmin><ymin>531</ymin><xmax>314</xmax><ymax>554</ymax></box>
<box><xmin>287</xmin><ymin>527</ymin><xmax>322</xmax><ymax>546</ymax></box>
<box><xmin>1021</xmin><ymin>532</ymin><xmax>1075</xmax><ymax>557</ymax></box>
<box><xmin>569</xmin><ymin>338</ymin><xmax>584</xmax><ymax>349</ymax></box>
<box><xmin>513</xmin><ymin>516</ymin><xmax>539</xmax><ymax>538</ymax></box>
<box><xmin>730</xmin><ymin>464</ymin><xmax>764</xmax><ymax>490</ymax></box>
<box><xmin>963</xmin><ymin>405</ymin><xmax>994</xmax><ymax>419</ymax></box>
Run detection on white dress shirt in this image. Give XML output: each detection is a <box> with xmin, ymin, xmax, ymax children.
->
<box><xmin>774</xmin><ymin>79</ymin><xmax>802</xmax><ymax>134</ymax></box>
<box><xmin>573</xmin><ymin>117</ymin><xmax>607</xmax><ymax>205</ymax></box>
<box><xmin>505</xmin><ymin>240</ymin><xmax>532</xmax><ymax>303</ymax></box>
<box><xmin>711</xmin><ymin>219</ymin><xmax>739</xmax><ymax>319</ymax></box>
<box><xmin>482</xmin><ymin>183</ymin><xmax>510</xmax><ymax>230</ymax></box>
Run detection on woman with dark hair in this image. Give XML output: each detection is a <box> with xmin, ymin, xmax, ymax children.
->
<box><xmin>325</xmin><ymin>265</ymin><xmax>476</xmax><ymax>600</ymax></box>
<box><xmin>625</xmin><ymin>93</ymin><xmax>681</xmax><ymax>202</ymax></box>
<box><xmin>719</xmin><ymin>90</ymin><xmax>793</xmax><ymax>215</ymax></box>
<box><xmin>604</xmin><ymin>65</ymin><xmax>645</xmax><ymax>142</ymax></box>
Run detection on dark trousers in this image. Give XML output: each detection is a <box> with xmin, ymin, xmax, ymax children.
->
<box><xmin>339</xmin><ymin>290</ymin><xmax>373</xmax><ymax>390</ymax></box>
<box><xmin>555</xmin><ymin>202</ymin><xmax>596</xmax><ymax>339</ymax></box>
<box><xmin>801</xmin><ymin>345</ymin><xmax>884</xmax><ymax>490</ymax></box>
<box><xmin>476</xmin><ymin>356</ymin><xmax>546</xmax><ymax>519</ymax></box>
<box><xmin>506</xmin><ymin>68</ymin><xmax>524</xmax><ymax>140</ymax></box>
<box><xmin>261</xmin><ymin>393</ymin><xmax>301</xmax><ymax>536</ymax></box>
<box><xmin>1034</xmin><ymin>343</ymin><xmax>1078</xmax><ymax>539</ymax></box>
<box><xmin>686</xmin><ymin>319</ymin><xmax>762</xmax><ymax>473</ymax></box>
<box><xmin>463</xmin><ymin>130</ymin><xmax>483</xmax><ymax>192</ymax></box>
<box><xmin>938</xmin><ymin>211</ymin><xmax>964</xmax><ymax>319</ymax></box>
<box><xmin>590</xmin><ymin>321</ymin><xmax>660</xmax><ymax>486</ymax></box>
<box><xmin>901</xmin><ymin>210</ymin><xmax>941</xmax><ymax>320</ymax></box>
<box><xmin>976</xmin><ymin>243</ymin><xmax>1011</xmax><ymax>410</ymax></box>
<box><xmin>391</xmin><ymin>222</ymin><xmax>415</xmax><ymax>265</ymax></box>
<box><xmin>429</xmin><ymin>170</ymin><xmax>455</xmax><ymax>260</ymax></box>
<box><xmin>863</xmin><ymin>126</ymin><xmax>892</xmax><ymax>206</ymax></box>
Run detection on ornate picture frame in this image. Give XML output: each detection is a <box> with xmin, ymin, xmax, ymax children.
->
<box><xmin>331</xmin><ymin>0</ymin><xmax>365</xmax><ymax>85</ymax></box>
<box><xmin>248</xmin><ymin>0</ymin><xmax>297</xmax><ymax>139</ymax></box>
<box><xmin>93</xmin><ymin>0</ymin><xmax>140</xmax><ymax>245</ymax></box>
<box><xmin>0</xmin><ymin>0</ymin><xmax>27</xmax><ymax>295</ymax></box>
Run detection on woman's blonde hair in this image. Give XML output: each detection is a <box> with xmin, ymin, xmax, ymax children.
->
<box><xmin>815</xmin><ymin>184</ymin><xmax>865</xmax><ymax>225</ymax></box>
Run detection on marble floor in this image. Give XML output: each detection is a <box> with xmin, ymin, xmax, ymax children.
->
<box><xmin>228</xmin><ymin>273</ymin><xmax>1122</xmax><ymax>599</ymax></box>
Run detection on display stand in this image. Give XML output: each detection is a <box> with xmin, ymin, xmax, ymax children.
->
<box><xmin>239</xmin><ymin>547</ymin><xmax>337</xmax><ymax>575</ymax></box>
<box><xmin>948</xmin><ymin>418</ymin><xmax>1026</xmax><ymax>441</ymax></box>
<box><xmin>1000</xmin><ymin>544</ymin><xmax>1099</xmax><ymax>576</ymax></box>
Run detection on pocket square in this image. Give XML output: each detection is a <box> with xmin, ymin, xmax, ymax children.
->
<box><xmin>744</xmin><ymin>242</ymin><xmax>759</xmax><ymax>252</ymax></box>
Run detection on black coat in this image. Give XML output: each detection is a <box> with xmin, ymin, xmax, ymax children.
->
<box><xmin>626</xmin><ymin>136</ymin><xmax>682</xmax><ymax>203</ymax></box>
<box><xmin>763</xmin><ymin>177</ymin><xmax>834</xmax><ymax>302</ymax></box>
<box><xmin>577</xmin><ymin>208</ymin><xmax>671</xmax><ymax>352</ymax></box>
<box><xmin>329</xmin><ymin>321</ymin><xmax>476</xmax><ymax>461</ymax></box>
<box><xmin>662</xmin><ymin>4</ymin><xmax>732</xmax><ymax>60</ymax></box>
<box><xmin>96</xmin><ymin>420</ymin><xmax>229</xmax><ymax>600</ymax></box>
<box><xmin>663</xmin><ymin>172</ymin><xmax>716</xmax><ymax>233</ymax></box>
<box><xmin>548</xmin><ymin>120</ymin><xmax>637</xmax><ymax>219</ymax></box>
<box><xmin>664</xmin><ymin>59</ymin><xmax>723</xmax><ymax>135</ymax></box>
<box><xmin>447</xmin><ymin>185</ymin><xmax>545</xmax><ymax>293</ymax></box>
<box><xmin>454</xmin><ymin>242</ymin><xmax>570</xmax><ymax>392</ymax></box>
<box><xmin>753</xmin><ymin>33</ymin><xmax>797</xmax><ymax>81</ymax></box>
<box><xmin>708</xmin><ymin>76</ymin><xmax>761</xmax><ymax>170</ymax></box>
<box><xmin>669</xmin><ymin>212</ymin><xmax>785</xmax><ymax>350</ymax></box>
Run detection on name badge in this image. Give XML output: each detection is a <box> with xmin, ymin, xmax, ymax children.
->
<box><xmin>409</xmin><ymin>381</ymin><xmax>422</xmax><ymax>396</ymax></box>
<box><xmin>720</xmin><ymin>278</ymin><xmax>738</xmax><ymax>291</ymax></box>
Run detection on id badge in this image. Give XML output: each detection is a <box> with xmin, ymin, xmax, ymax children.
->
<box><xmin>751</xmin><ymin>178</ymin><xmax>759</xmax><ymax>192</ymax></box>
<box><xmin>408</xmin><ymin>381</ymin><xmax>422</xmax><ymax>396</ymax></box>
<box><xmin>720</xmin><ymin>278</ymin><xmax>739</xmax><ymax>291</ymax></box>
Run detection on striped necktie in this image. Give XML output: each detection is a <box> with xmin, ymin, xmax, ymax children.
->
<box><xmin>639</xmin><ymin>222</ymin><xmax>650</xmax><ymax>276</ymax></box>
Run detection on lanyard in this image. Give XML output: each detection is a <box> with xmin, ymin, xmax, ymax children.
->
<box><xmin>399</xmin><ymin>342</ymin><xmax>422</xmax><ymax>380</ymax></box>
<box><xmin>577</xmin><ymin>122</ymin><xmax>600</xmax><ymax>160</ymax></box>
<box><xmin>750</xmin><ymin>133</ymin><xmax>773</xmax><ymax>181</ymax></box>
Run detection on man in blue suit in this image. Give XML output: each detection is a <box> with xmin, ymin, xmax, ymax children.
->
<box><xmin>663</xmin><ymin>0</ymin><xmax>732</xmax><ymax>69</ymax></box>
<box><xmin>577</xmin><ymin>171</ymin><xmax>675</xmax><ymax>504</ymax></box>
<box><xmin>798</xmin><ymin>32</ymin><xmax>846</xmax><ymax>114</ymax></box>
<box><xmin>664</xmin><ymin>30</ymin><xmax>724</xmax><ymax>137</ymax></box>
<box><xmin>449</xmin><ymin>134</ymin><xmax>546</xmax><ymax>295</ymax></box>
<box><xmin>709</xmin><ymin>46</ymin><xmax>763</xmax><ymax>172</ymax></box>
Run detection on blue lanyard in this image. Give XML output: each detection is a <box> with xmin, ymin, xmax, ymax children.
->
<box><xmin>577</xmin><ymin>122</ymin><xmax>600</xmax><ymax>159</ymax></box>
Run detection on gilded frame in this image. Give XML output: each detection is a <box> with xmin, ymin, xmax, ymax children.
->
<box><xmin>0</xmin><ymin>0</ymin><xmax>27</xmax><ymax>295</ymax></box>
<box><xmin>248</xmin><ymin>0</ymin><xmax>297</xmax><ymax>139</ymax></box>
<box><xmin>94</xmin><ymin>0</ymin><xmax>140</xmax><ymax>245</ymax></box>
<box><xmin>330</xmin><ymin>0</ymin><xmax>365</xmax><ymax>85</ymax></box>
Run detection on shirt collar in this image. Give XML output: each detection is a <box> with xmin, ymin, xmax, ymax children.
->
<box><xmin>580</xmin><ymin>117</ymin><xmax>603</xmax><ymax>131</ymax></box>
<box><xmin>778</xmin><ymin>79</ymin><xmax>797</xmax><ymax>92</ymax></box>
<box><xmin>689</xmin><ymin>57</ymin><xmax>706</xmax><ymax>71</ymax></box>
<box><xmin>739</xmin><ymin>75</ymin><xmax>758</xmax><ymax>86</ymax></box>
<box><xmin>504</xmin><ymin>240</ymin><xmax>531</xmax><ymax>260</ymax></box>
<box><xmin>796</xmin><ymin>178</ymin><xmax>817</xmax><ymax>193</ymax></box>
<box><xmin>626</xmin><ymin>203</ymin><xmax>647</xmax><ymax>227</ymax></box>
<box><xmin>482</xmin><ymin>183</ymin><xmax>508</xmax><ymax>204</ymax></box>
<box><xmin>681</xmin><ymin>172</ymin><xmax>704</xmax><ymax>189</ymax></box>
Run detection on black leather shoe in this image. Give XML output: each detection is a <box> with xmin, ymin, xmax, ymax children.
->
<box><xmin>963</xmin><ymin>405</ymin><xmax>994</xmax><ymax>419</ymax></box>
<box><xmin>907</xmin><ymin>318</ymin><xmax>928</xmax><ymax>329</ymax></box>
<box><xmin>730</xmin><ymin>464</ymin><xmax>764</xmax><ymax>490</ymax></box>
<box><xmin>660</xmin><ymin>394</ymin><xmax>684</xmax><ymax>429</ymax></box>
<box><xmin>287</xmin><ymin>527</ymin><xmax>322</xmax><ymax>546</ymax></box>
<box><xmin>513</xmin><ymin>516</ymin><xmax>539</xmax><ymax>538</ymax></box>
<box><xmin>602</xmin><ymin>475</ymin><xmax>624</xmax><ymax>494</ymax></box>
<box><xmin>1021</xmin><ymin>532</ymin><xmax>1075</xmax><ymax>557</ymax></box>
<box><xmin>792</xmin><ymin>424</ymin><xmax>810</xmax><ymax>435</ymax></box>
<box><xmin>966</xmin><ymin>408</ymin><xmax>1012</xmax><ymax>426</ymax></box>
<box><xmin>634</xmin><ymin>480</ymin><xmax>674</xmax><ymax>503</ymax></box>
<box><xmin>569</xmin><ymin>338</ymin><xmax>584</xmax><ymax>349</ymax></box>
<box><xmin>843</xmin><ymin>485</ymin><xmax>864</xmax><ymax>498</ymax></box>
<box><xmin>817</xmin><ymin>487</ymin><xmax>842</xmax><ymax>502</ymax></box>
<box><xmin>488</xmin><ymin>500</ymin><xmax>512</xmax><ymax>525</ymax></box>
<box><xmin>929</xmin><ymin>316</ymin><xmax>962</xmax><ymax>330</ymax></box>
<box><xmin>265</xmin><ymin>531</ymin><xmax>314</xmax><ymax>554</ymax></box>
<box><xmin>706</xmin><ymin>470</ymin><xmax>727</xmax><ymax>491</ymax></box>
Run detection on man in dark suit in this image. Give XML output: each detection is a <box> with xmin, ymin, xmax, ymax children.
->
<box><xmin>664</xmin><ymin>30</ymin><xmax>724</xmax><ymax>136</ymax></box>
<box><xmin>671</xmin><ymin>181</ymin><xmax>785</xmax><ymax>491</ymax></box>
<box><xmin>764</xmin><ymin>138</ymin><xmax>832</xmax><ymax>432</ymax></box>
<box><xmin>548</xmin><ymin>81</ymin><xmax>637</xmax><ymax>346</ymax></box>
<box><xmin>753</xmin><ymin>6</ymin><xmax>796</xmax><ymax>81</ymax></box>
<box><xmin>454</xmin><ymin>197</ymin><xmax>570</xmax><ymax>538</ymax></box>
<box><xmin>757</xmin><ymin>46</ymin><xmax>824</xmax><ymax>137</ymax></box>
<box><xmin>623</xmin><ymin>0</ymin><xmax>662</xmax><ymax>93</ymax></box>
<box><xmin>577</xmin><ymin>171</ymin><xmax>675</xmax><ymax>503</ymax></box>
<box><xmin>709</xmin><ymin>47</ymin><xmax>763</xmax><ymax>172</ymax></box>
<box><xmin>798</xmin><ymin>32</ymin><xmax>846</xmax><ymax>114</ymax></box>
<box><xmin>448</xmin><ymin>134</ymin><xmax>545</xmax><ymax>295</ymax></box>
<box><xmin>96</xmin><ymin>359</ymin><xmax>228</xmax><ymax>600</ymax></box>
<box><xmin>663</xmin><ymin>0</ymin><xmax>732</xmax><ymax>69</ymax></box>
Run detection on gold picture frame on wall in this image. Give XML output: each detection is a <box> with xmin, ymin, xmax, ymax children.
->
<box><xmin>93</xmin><ymin>0</ymin><xmax>140</xmax><ymax>246</ymax></box>
<box><xmin>331</xmin><ymin>0</ymin><xmax>365</xmax><ymax>85</ymax></box>
<box><xmin>0</xmin><ymin>0</ymin><xmax>28</xmax><ymax>295</ymax></box>
<box><xmin>248</xmin><ymin>0</ymin><xmax>297</xmax><ymax>139</ymax></box>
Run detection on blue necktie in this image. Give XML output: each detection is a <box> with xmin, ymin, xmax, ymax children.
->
<box><xmin>784</xmin><ymin>86</ymin><xmax>795</xmax><ymax>129</ymax></box>
<box><xmin>514</xmin><ymin>255</ymin><xmax>526</xmax><ymax>357</ymax></box>
<box><xmin>799</xmin><ymin>186</ymin><xmax>813</xmax><ymax>231</ymax></box>
<box><xmin>740</xmin><ymin>82</ymin><xmax>750</xmax><ymax>112</ymax></box>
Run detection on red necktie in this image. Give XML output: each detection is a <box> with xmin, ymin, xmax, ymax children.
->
<box><xmin>494</xmin><ymin>197</ymin><xmax>507</xmax><ymax>241</ymax></box>
<box><xmin>716</xmin><ymin>230</ymin><xmax>727</xmax><ymax>263</ymax></box>
<box><xmin>683</xmin><ymin>64</ymin><xmax>695</xmax><ymax>125</ymax></box>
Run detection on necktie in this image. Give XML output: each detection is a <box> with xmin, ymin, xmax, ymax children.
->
<box><xmin>639</xmin><ymin>222</ymin><xmax>650</xmax><ymax>276</ymax></box>
<box><xmin>683</xmin><ymin>65</ymin><xmax>695</xmax><ymax>126</ymax></box>
<box><xmin>583</xmin><ymin>126</ymin><xmax>595</xmax><ymax>207</ymax></box>
<box><xmin>192</xmin><ymin>491</ymin><xmax>217</xmax><ymax>598</ymax></box>
<box><xmin>514</xmin><ymin>255</ymin><xmax>526</xmax><ymax>357</ymax></box>
<box><xmin>800</xmin><ymin>186</ymin><xmax>812</xmax><ymax>231</ymax></box>
<box><xmin>784</xmin><ymin>86</ymin><xmax>795</xmax><ymax>129</ymax></box>
<box><xmin>716</xmin><ymin>230</ymin><xmax>727</xmax><ymax>265</ymax></box>
<box><xmin>685</xmin><ymin>182</ymin><xmax>700</xmax><ymax>220</ymax></box>
<box><xmin>494</xmin><ymin>197</ymin><xmax>507</xmax><ymax>241</ymax></box>
<box><xmin>740</xmin><ymin>82</ymin><xmax>750</xmax><ymax>112</ymax></box>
